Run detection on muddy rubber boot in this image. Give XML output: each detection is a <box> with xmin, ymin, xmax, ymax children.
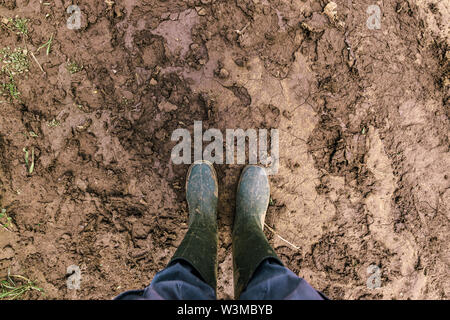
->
<box><xmin>232</xmin><ymin>165</ymin><xmax>283</xmax><ymax>299</ymax></box>
<box><xmin>169</xmin><ymin>160</ymin><xmax>219</xmax><ymax>292</ymax></box>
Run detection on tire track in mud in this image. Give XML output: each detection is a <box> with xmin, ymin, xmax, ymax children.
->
<box><xmin>301</xmin><ymin>0</ymin><xmax>449</xmax><ymax>298</ymax></box>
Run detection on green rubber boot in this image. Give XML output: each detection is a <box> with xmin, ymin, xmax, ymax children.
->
<box><xmin>169</xmin><ymin>160</ymin><xmax>219</xmax><ymax>291</ymax></box>
<box><xmin>232</xmin><ymin>165</ymin><xmax>283</xmax><ymax>299</ymax></box>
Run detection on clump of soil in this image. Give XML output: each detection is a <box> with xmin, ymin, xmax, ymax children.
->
<box><xmin>0</xmin><ymin>0</ymin><xmax>448</xmax><ymax>299</ymax></box>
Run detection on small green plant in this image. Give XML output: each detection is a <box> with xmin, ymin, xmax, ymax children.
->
<box><xmin>11</xmin><ymin>17</ymin><xmax>28</xmax><ymax>35</ymax></box>
<box><xmin>0</xmin><ymin>47</ymin><xmax>29</xmax><ymax>101</ymax></box>
<box><xmin>0</xmin><ymin>271</ymin><xmax>44</xmax><ymax>300</ymax></box>
<box><xmin>36</xmin><ymin>34</ymin><xmax>54</xmax><ymax>56</ymax></box>
<box><xmin>2</xmin><ymin>17</ymin><xmax>29</xmax><ymax>35</ymax></box>
<box><xmin>67</xmin><ymin>61</ymin><xmax>83</xmax><ymax>74</ymax></box>
<box><xmin>23</xmin><ymin>147</ymin><xmax>35</xmax><ymax>174</ymax></box>
<box><xmin>47</xmin><ymin>119</ymin><xmax>60</xmax><ymax>127</ymax></box>
<box><xmin>0</xmin><ymin>208</ymin><xmax>12</xmax><ymax>230</ymax></box>
<box><xmin>0</xmin><ymin>47</ymin><xmax>29</xmax><ymax>76</ymax></box>
<box><xmin>0</xmin><ymin>75</ymin><xmax>20</xmax><ymax>100</ymax></box>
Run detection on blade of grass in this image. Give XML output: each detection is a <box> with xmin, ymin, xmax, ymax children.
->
<box><xmin>29</xmin><ymin>147</ymin><xmax>34</xmax><ymax>174</ymax></box>
<box><xmin>0</xmin><ymin>272</ymin><xmax>44</xmax><ymax>300</ymax></box>
<box><xmin>36</xmin><ymin>34</ymin><xmax>54</xmax><ymax>56</ymax></box>
<box><xmin>23</xmin><ymin>147</ymin><xmax>29</xmax><ymax>168</ymax></box>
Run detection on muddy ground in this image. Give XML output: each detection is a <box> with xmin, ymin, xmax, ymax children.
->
<box><xmin>0</xmin><ymin>0</ymin><xmax>448</xmax><ymax>299</ymax></box>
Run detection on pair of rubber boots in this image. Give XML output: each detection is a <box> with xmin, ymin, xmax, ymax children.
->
<box><xmin>169</xmin><ymin>160</ymin><xmax>282</xmax><ymax>299</ymax></box>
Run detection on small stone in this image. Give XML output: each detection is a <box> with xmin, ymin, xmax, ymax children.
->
<box><xmin>444</xmin><ymin>77</ymin><xmax>450</xmax><ymax>87</ymax></box>
<box><xmin>169</xmin><ymin>13</ymin><xmax>179</xmax><ymax>21</ymax></box>
<box><xmin>150</xmin><ymin>78</ymin><xmax>158</xmax><ymax>85</ymax></box>
<box><xmin>219</xmin><ymin>68</ymin><xmax>229</xmax><ymax>79</ymax></box>
<box><xmin>76</xmin><ymin>118</ymin><xmax>93</xmax><ymax>131</ymax></box>
<box><xmin>75</xmin><ymin>178</ymin><xmax>88</xmax><ymax>192</ymax></box>
<box><xmin>204</xmin><ymin>31</ymin><xmax>212</xmax><ymax>40</ymax></box>
<box><xmin>234</xmin><ymin>57</ymin><xmax>245</xmax><ymax>67</ymax></box>
<box><xmin>196</xmin><ymin>6</ymin><xmax>207</xmax><ymax>16</ymax></box>
<box><xmin>114</xmin><ymin>7</ymin><xmax>123</xmax><ymax>18</ymax></box>
<box><xmin>158</xmin><ymin>100</ymin><xmax>178</xmax><ymax>112</ymax></box>
<box><xmin>323</xmin><ymin>2</ymin><xmax>338</xmax><ymax>21</ymax></box>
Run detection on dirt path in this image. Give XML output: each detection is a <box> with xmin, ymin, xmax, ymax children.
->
<box><xmin>0</xmin><ymin>0</ymin><xmax>448</xmax><ymax>299</ymax></box>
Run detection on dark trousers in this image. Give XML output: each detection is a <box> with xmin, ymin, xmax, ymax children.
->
<box><xmin>115</xmin><ymin>258</ymin><xmax>326</xmax><ymax>300</ymax></box>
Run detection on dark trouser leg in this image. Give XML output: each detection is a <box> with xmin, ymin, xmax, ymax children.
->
<box><xmin>239</xmin><ymin>258</ymin><xmax>327</xmax><ymax>300</ymax></box>
<box><xmin>232</xmin><ymin>166</ymin><xmax>282</xmax><ymax>298</ymax></box>
<box><xmin>114</xmin><ymin>260</ymin><xmax>216</xmax><ymax>300</ymax></box>
<box><xmin>115</xmin><ymin>161</ymin><xmax>219</xmax><ymax>300</ymax></box>
<box><xmin>233</xmin><ymin>166</ymin><xmax>327</xmax><ymax>300</ymax></box>
<box><xmin>169</xmin><ymin>161</ymin><xmax>219</xmax><ymax>292</ymax></box>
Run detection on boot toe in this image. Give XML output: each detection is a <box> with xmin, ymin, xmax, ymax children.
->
<box><xmin>236</xmin><ymin>165</ymin><xmax>270</xmax><ymax>227</ymax></box>
<box><xmin>186</xmin><ymin>160</ymin><xmax>218</xmax><ymax>221</ymax></box>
